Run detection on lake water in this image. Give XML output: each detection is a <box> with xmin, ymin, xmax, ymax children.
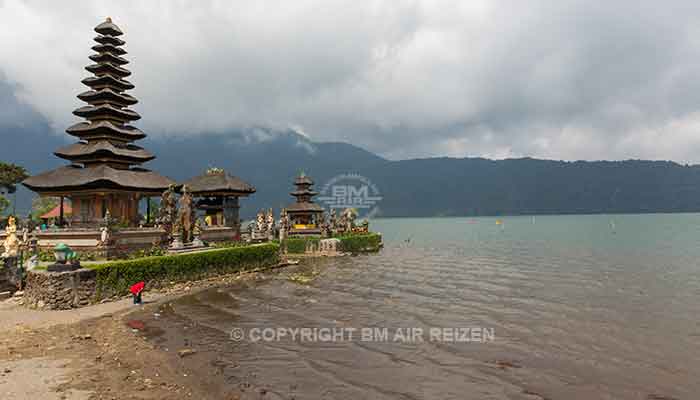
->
<box><xmin>142</xmin><ymin>214</ymin><xmax>700</xmax><ymax>399</ymax></box>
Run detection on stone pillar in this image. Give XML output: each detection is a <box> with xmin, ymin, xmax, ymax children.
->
<box><xmin>59</xmin><ymin>196</ymin><xmax>65</xmax><ymax>226</ymax></box>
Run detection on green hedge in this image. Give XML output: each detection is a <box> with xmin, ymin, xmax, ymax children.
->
<box><xmin>283</xmin><ymin>233</ymin><xmax>382</xmax><ymax>254</ymax></box>
<box><xmin>285</xmin><ymin>236</ymin><xmax>320</xmax><ymax>254</ymax></box>
<box><xmin>90</xmin><ymin>243</ymin><xmax>280</xmax><ymax>298</ymax></box>
<box><xmin>338</xmin><ymin>233</ymin><xmax>383</xmax><ymax>253</ymax></box>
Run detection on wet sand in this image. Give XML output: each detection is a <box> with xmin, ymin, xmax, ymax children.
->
<box><xmin>0</xmin><ymin>272</ymin><xmax>272</xmax><ymax>400</ymax></box>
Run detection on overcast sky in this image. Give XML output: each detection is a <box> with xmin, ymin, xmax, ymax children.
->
<box><xmin>2</xmin><ymin>0</ymin><xmax>700</xmax><ymax>162</ymax></box>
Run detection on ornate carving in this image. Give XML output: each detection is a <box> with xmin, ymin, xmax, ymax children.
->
<box><xmin>177</xmin><ymin>185</ymin><xmax>196</xmax><ymax>244</ymax></box>
<box><xmin>278</xmin><ymin>208</ymin><xmax>289</xmax><ymax>242</ymax></box>
<box><xmin>319</xmin><ymin>211</ymin><xmax>331</xmax><ymax>238</ymax></box>
<box><xmin>98</xmin><ymin>226</ymin><xmax>111</xmax><ymax>247</ymax></box>
<box><xmin>329</xmin><ymin>209</ymin><xmax>338</xmax><ymax>235</ymax></box>
<box><xmin>342</xmin><ymin>208</ymin><xmax>357</xmax><ymax>232</ymax></box>
<box><xmin>251</xmin><ymin>209</ymin><xmax>267</xmax><ymax>241</ymax></box>
<box><xmin>266</xmin><ymin>208</ymin><xmax>276</xmax><ymax>241</ymax></box>
<box><xmin>158</xmin><ymin>184</ymin><xmax>177</xmax><ymax>240</ymax></box>
<box><xmin>1</xmin><ymin>216</ymin><xmax>20</xmax><ymax>258</ymax></box>
<box><xmin>192</xmin><ymin>218</ymin><xmax>205</xmax><ymax>247</ymax></box>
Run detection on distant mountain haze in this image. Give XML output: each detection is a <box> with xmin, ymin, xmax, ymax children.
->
<box><xmin>2</xmin><ymin>121</ymin><xmax>700</xmax><ymax>218</ymax></box>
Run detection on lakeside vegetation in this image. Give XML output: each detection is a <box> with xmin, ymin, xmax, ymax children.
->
<box><xmin>284</xmin><ymin>233</ymin><xmax>383</xmax><ymax>254</ymax></box>
<box><xmin>91</xmin><ymin>243</ymin><xmax>280</xmax><ymax>299</ymax></box>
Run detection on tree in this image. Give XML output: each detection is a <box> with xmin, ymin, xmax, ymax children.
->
<box><xmin>0</xmin><ymin>162</ymin><xmax>28</xmax><ymax>194</ymax></box>
<box><xmin>0</xmin><ymin>161</ymin><xmax>28</xmax><ymax>216</ymax></box>
<box><xmin>0</xmin><ymin>196</ymin><xmax>9</xmax><ymax>216</ymax></box>
<box><xmin>31</xmin><ymin>196</ymin><xmax>60</xmax><ymax>220</ymax></box>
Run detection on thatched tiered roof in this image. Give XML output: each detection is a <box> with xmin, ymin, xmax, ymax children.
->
<box><xmin>181</xmin><ymin>169</ymin><xmax>256</xmax><ymax>196</ymax></box>
<box><xmin>24</xmin><ymin>18</ymin><xmax>174</xmax><ymax>194</ymax></box>
<box><xmin>287</xmin><ymin>172</ymin><xmax>324</xmax><ymax>214</ymax></box>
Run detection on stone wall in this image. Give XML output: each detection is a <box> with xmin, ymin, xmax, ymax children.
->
<box><xmin>24</xmin><ymin>268</ymin><xmax>97</xmax><ymax>310</ymax></box>
<box><xmin>1</xmin><ymin>257</ymin><xmax>21</xmax><ymax>292</ymax></box>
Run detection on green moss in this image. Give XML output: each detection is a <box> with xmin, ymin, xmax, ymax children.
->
<box><xmin>90</xmin><ymin>243</ymin><xmax>280</xmax><ymax>299</ymax></box>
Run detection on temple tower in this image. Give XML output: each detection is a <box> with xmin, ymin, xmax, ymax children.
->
<box><xmin>286</xmin><ymin>172</ymin><xmax>324</xmax><ymax>234</ymax></box>
<box><xmin>24</xmin><ymin>18</ymin><xmax>174</xmax><ymax>226</ymax></box>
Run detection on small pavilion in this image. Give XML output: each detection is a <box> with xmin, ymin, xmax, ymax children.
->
<box><xmin>23</xmin><ymin>18</ymin><xmax>174</xmax><ymax>227</ymax></box>
<box><xmin>180</xmin><ymin>168</ymin><xmax>256</xmax><ymax>234</ymax></box>
<box><xmin>40</xmin><ymin>204</ymin><xmax>73</xmax><ymax>226</ymax></box>
<box><xmin>286</xmin><ymin>172</ymin><xmax>324</xmax><ymax>235</ymax></box>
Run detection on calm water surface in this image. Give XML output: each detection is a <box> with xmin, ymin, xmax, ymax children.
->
<box><xmin>143</xmin><ymin>214</ymin><xmax>700</xmax><ymax>399</ymax></box>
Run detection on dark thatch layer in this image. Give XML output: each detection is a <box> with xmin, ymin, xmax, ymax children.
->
<box><xmin>77</xmin><ymin>89</ymin><xmax>137</xmax><ymax>106</ymax></box>
<box><xmin>73</xmin><ymin>104</ymin><xmax>141</xmax><ymax>122</ymax></box>
<box><xmin>286</xmin><ymin>202</ymin><xmax>324</xmax><ymax>213</ymax></box>
<box><xmin>91</xmin><ymin>43</ymin><xmax>127</xmax><ymax>55</ymax></box>
<box><xmin>94</xmin><ymin>19</ymin><xmax>123</xmax><ymax>36</ymax></box>
<box><xmin>181</xmin><ymin>171</ymin><xmax>256</xmax><ymax>195</ymax></box>
<box><xmin>89</xmin><ymin>52</ymin><xmax>128</xmax><ymax>66</ymax></box>
<box><xmin>294</xmin><ymin>175</ymin><xmax>314</xmax><ymax>185</ymax></box>
<box><xmin>82</xmin><ymin>75</ymin><xmax>134</xmax><ymax>91</ymax></box>
<box><xmin>93</xmin><ymin>35</ymin><xmax>125</xmax><ymax>46</ymax></box>
<box><xmin>85</xmin><ymin>63</ymin><xmax>131</xmax><ymax>78</ymax></box>
<box><xmin>290</xmin><ymin>189</ymin><xmax>319</xmax><ymax>196</ymax></box>
<box><xmin>66</xmin><ymin>121</ymin><xmax>145</xmax><ymax>141</ymax></box>
<box><xmin>54</xmin><ymin>141</ymin><xmax>154</xmax><ymax>162</ymax></box>
<box><xmin>23</xmin><ymin>165</ymin><xmax>174</xmax><ymax>193</ymax></box>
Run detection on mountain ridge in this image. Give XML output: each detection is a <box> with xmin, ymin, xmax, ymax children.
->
<box><xmin>2</xmin><ymin>121</ymin><xmax>700</xmax><ymax>218</ymax></box>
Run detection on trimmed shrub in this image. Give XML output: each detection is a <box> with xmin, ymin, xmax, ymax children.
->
<box><xmin>284</xmin><ymin>236</ymin><xmax>320</xmax><ymax>254</ymax></box>
<box><xmin>337</xmin><ymin>233</ymin><xmax>383</xmax><ymax>253</ymax></box>
<box><xmin>90</xmin><ymin>243</ymin><xmax>279</xmax><ymax>299</ymax></box>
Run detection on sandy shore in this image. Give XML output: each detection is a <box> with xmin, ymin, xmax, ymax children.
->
<box><xmin>0</xmin><ymin>272</ymin><xmax>267</xmax><ymax>400</ymax></box>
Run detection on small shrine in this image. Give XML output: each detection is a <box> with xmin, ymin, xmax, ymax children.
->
<box><xmin>286</xmin><ymin>172</ymin><xmax>324</xmax><ymax>235</ymax></box>
<box><xmin>23</xmin><ymin>18</ymin><xmax>174</xmax><ymax>227</ymax></box>
<box><xmin>180</xmin><ymin>168</ymin><xmax>256</xmax><ymax>234</ymax></box>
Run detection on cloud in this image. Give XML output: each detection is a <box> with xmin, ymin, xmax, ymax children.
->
<box><xmin>2</xmin><ymin>0</ymin><xmax>700</xmax><ymax>162</ymax></box>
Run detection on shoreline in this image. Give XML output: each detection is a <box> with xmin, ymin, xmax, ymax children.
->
<box><xmin>0</xmin><ymin>267</ymin><xmax>282</xmax><ymax>400</ymax></box>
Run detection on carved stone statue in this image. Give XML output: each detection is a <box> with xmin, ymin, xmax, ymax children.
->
<box><xmin>102</xmin><ymin>209</ymin><xmax>115</xmax><ymax>230</ymax></box>
<box><xmin>257</xmin><ymin>210</ymin><xmax>265</xmax><ymax>232</ymax></box>
<box><xmin>192</xmin><ymin>218</ymin><xmax>205</xmax><ymax>247</ymax></box>
<box><xmin>251</xmin><ymin>209</ymin><xmax>267</xmax><ymax>241</ymax></box>
<box><xmin>2</xmin><ymin>216</ymin><xmax>20</xmax><ymax>258</ymax></box>
<box><xmin>266</xmin><ymin>208</ymin><xmax>276</xmax><ymax>241</ymax></box>
<box><xmin>170</xmin><ymin>220</ymin><xmax>184</xmax><ymax>249</ymax></box>
<box><xmin>329</xmin><ymin>209</ymin><xmax>338</xmax><ymax>235</ymax></box>
<box><xmin>158</xmin><ymin>184</ymin><xmax>177</xmax><ymax>239</ymax></box>
<box><xmin>99</xmin><ymin>226</ymin><xmax>111</xmax><ymax>247</ymax></box>
<box><xmin>177</xmin><ymin>185</ymin><xmax>196</xmax><ymax>244</ymax></box>
<box><xmin>278</xmin><ymin>208</ymin><xmax>289</xmax><ymax>242</ymax></box>
<box><xmin>342</xmin><ymin>208</ymin><xmax>357</xmax><ymax>233</ymax></box>
<box><xmin>319</xmin><ymin>211</ymin><xmax>331</xmax><ymax>238</ymax></box>
<box><xmin>337</xmin><ymin>210</ymin><xmax>347</xmax><ymax>234</ymax></box>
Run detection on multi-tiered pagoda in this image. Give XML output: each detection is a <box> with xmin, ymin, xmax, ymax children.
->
<box><xmin>286</xmin><ymin>172</ymin><xmax>324</xmax><ymax>234</ymax></box>
<box><xmin>24</xmin><ymin>18</ymin><xmax>174</xmax><ymax>227</ymax></box>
